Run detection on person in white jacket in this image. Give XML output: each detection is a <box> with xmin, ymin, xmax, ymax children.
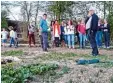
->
<box><xmin>67</xmin><ymin>20</ymin><xmax>75</xmax><ymax>48</ymax></box>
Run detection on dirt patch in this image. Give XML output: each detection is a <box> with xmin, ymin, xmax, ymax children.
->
<box><xmin>1</xmin><ymin>46</ymin><xmax>113</xmax><ymax>83</ymax></box>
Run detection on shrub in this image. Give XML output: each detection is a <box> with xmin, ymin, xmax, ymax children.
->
<box><xmin>1</xmin><ymin>63</ymin><xmax>59</xmax><ymax>83</ymax></box>
<box><xmin>1</xmin><ymin>17</ymin><xmax>8</xmax><ymax>29</ymax></box>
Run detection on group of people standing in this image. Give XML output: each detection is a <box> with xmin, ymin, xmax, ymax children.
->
<box><xmin>1</xmin><ymin>7</ymin><xmax>110</xmax><ymax>56</ymax></box>
<box><xmin>38</xmin><ymin>7</ymin><xmax>110</xmax><ymax>56</ymax></box>
<box><xmin>50</xmin><ymin>19</ymin><xmax>87</xmax><ymax>49</ymax></box>
<box><xmin>1</xmin><ymin>27</ymin><xmax>18</xmax><ymax>48</ymax></box>
<box><xmin>50</xmin><ymin>20</ymin><xmax>75</xmax><ymax>48</ymax></box>
<box><xmin>96</xmin><ymin>19</ymin><xmax>110</xmax><ymax>48</ymax></box>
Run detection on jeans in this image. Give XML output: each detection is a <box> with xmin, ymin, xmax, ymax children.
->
<box><xmin>10</xmin><ymin>37</ymin><xmax>15</xmax><ymax>47</ymax></box>
<box><xmin>79</xmin><ymin>33</ymin><xmax>86</xmax><ymax>48</ymax></box>
<box><xmin>64</xmin><ymin>35</ymin><xmax>68</xmax><ymax>44</ymax></box>
<box><xmin>95</xmin><ymin>31</ymin><xmax>102</xmax><ymax>47</ymax></box>
<box><xmin>42</xmin><ymin>32</ymin><xmax>48</xmax><ymax>51</ymax></box>
<box><xmin>90</xmin><ymin>31</ymin><xmax>98</xmax><ymax>55</ymax></box>
<box><xmin>67</xmin><ymin>34</ymin><xmax>75</xmax><ymax>47</ymax></box>
<box><xmin>103</xmin><ymin>31</ymin><xmax>110</xmax><ymax>47</ymax></box>
<box><xmin>10</xmin><ymin>37</ymin><xmax>18</xmax><ymax>47</ymax></box>
<box><xmin>2</xmin><ymin>39</ymin><xmax>7</xmax><ymax>43</ymax></box>
<box><xmin>76</xmin><ymin>33</ymin><xmax>80</xmax><ymax>44</ymax></box>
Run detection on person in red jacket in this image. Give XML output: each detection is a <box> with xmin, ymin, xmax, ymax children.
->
<box><xmin>53</xmin><ymin>20</ymin><xmax>61</xmax><ymax>47</ymax></box>
<box><xmin>78</xmin><ymin>19</ymin><xmax>86</xmax><ymax>48</ymax></box>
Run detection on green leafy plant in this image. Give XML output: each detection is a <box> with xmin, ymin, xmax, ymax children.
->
<box><xmin>1</xmin><ymin>63</ymin><xmax>59</xmax><ymax>83</ymax></box>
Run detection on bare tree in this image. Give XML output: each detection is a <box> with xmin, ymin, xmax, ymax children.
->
<box><xmin>33</xmin><ymin>1</ymin><xmax>40</xmax><ymax>26</ymax></box>
<box><xmin>20</xmin><ymin>1</ymin><xmax>33</xmax><ymax>23</ymax></box>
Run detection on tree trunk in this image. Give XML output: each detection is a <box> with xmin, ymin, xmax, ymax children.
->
<box><xmin>104</xmin><ymin>1</ymin><xmax>106</xmax><ymax>19</ymax></box>
<box><xmin>35</xmin><ymin>4</ymin><xmax>39</xmax><ymax>27</ymax></box>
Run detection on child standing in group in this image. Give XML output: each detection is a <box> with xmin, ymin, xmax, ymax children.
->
<box><xmin>9</xmin><ymin>27</ymin><xmax>17</xmax><ymax>47</ymax></box>
<box><xmin>53</xmin><ymin>20</ymin><xmax>60</xmax><ymax>47</ymax></box>
<box><xmin>1</xmin><ymin>28</ymin><xmax>8</xmax><ymax>47</ymax></box>
<box><xmin>67</xmin><ymin>20</ymin><xmax>75</xmax><ymax>49</ymax></box>
<box><xmin>78</xmin><ymin>19</ymin><xmax>86</xmax><ymax>49</ymax></box>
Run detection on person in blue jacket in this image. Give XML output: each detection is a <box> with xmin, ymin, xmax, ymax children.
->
<box><xmin>40</xmin><ymin>14</ymin><xmax>48</xmax><ymax>52</ymax></box>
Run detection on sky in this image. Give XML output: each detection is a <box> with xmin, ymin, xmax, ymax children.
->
<box><xmin>4</xmin><ymin>1</ymin><xmax>104</xmax><ymax>22</ymax></box>
<box><xmin>8</xmin><ymin>6</ymin><xmax>44</xmax><ymax>21</ymax></box>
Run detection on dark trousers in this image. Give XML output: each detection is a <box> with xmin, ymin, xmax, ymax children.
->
<box><xmin>40</xmin><ymin>34</ymin><xmax>50</xmax><ymax>49</ymax></box>
<box><xmin>29</xmin><ymin>34</ymin><xmax>35</xmax><ymax>46</ymax></box>
<box><xmin>55</xmin><ymin>37</ymin><xmax>60</xmax><ymax>47</ymax></box>
<box><xmin>14</xmin><ymin>38</ymin><xmax>18</xmax><ymax>47</ymax></box>
<box><xmin>89</xmin><ymin>31</ymin><xmax>98</xmax><ymax>55</ymax></box>
<box><xmin>76</xmin><ymin>33</ymin><xmax>80</xmax><ymax>44</ymax></box>
<box><xmin>39</xmin><ymin>35</ymin><xmax>43</xmax><ymax>48</ymax></box>
<box><xmin>42</xmin><ymin>32</ymin><xmax>48</xmax><ymax>51</ymax></box>
<box><xmin>103</xmin><ymin>31</ymin><xmax>110</xmax><ymax>47</ymax></box>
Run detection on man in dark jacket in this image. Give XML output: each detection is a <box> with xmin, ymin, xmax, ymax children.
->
<box><xmin>87</xmin><ymin>7</ymin><xmax>99</xmax><ymax>56</ymax></box>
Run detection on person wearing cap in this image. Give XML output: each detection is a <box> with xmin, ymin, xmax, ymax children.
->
<box><xmin>86</xmin><ymin>7</ymin><xmax>99</xmax><ymax>56</ymax></box>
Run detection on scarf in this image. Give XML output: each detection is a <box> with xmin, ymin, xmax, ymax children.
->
<box><xmin>86</xmin><ymin>16</ymin><xmax>92</xmax><ymax>30</ymax></box>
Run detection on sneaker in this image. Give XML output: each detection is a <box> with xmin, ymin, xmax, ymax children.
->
<box><xmin>72</xmin><ymin>46</ymin><xmax>75</xmax><ymax>49</ymax></box>
<box><xmin>33</xmin><ymin>45</ymin><xmax>37</xmax><ymax>47</ymax></box>
<box><xmin>107</xmin><ymin>47</ymin><xmax>110</xmax><ymax>49</ymax></box>
<box><xmin>92</xmin><ymin>53</ymin><xmax>98</xmax><ymax>56</ymax></box>
<box><xmin>15</xmin><ymin>46</ymin><xmax>18</xmax><ymax>48</ymax></box>
<box><xmin>9</xmin><ymin>45</ymin><xmax>12</xmax><ymax>47</ymax></box>
<box><xmin>69</xmin><ymin>46</ymin><xmax>71</xmax><ymax>49</ymax></box>
<box><xmin>43</xmin><ymin>49</ymin><xmax>48</xmax><ymax>52</ymax></box>
<box><xmin>29</xmin><ymin>45</ymin><xmax>32</xmax><ymax>47</ymax></box>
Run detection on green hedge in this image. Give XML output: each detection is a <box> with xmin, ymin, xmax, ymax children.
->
<box><xmin>1</xmin><ymin>17</ymin><xmax>8</xmax><ymax>29</ymax></box>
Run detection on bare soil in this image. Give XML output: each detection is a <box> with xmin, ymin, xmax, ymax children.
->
<box><xmin>1</xmin><ymin>46</ymin><xmax>113</xmax><ymax>83</ymax></box>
